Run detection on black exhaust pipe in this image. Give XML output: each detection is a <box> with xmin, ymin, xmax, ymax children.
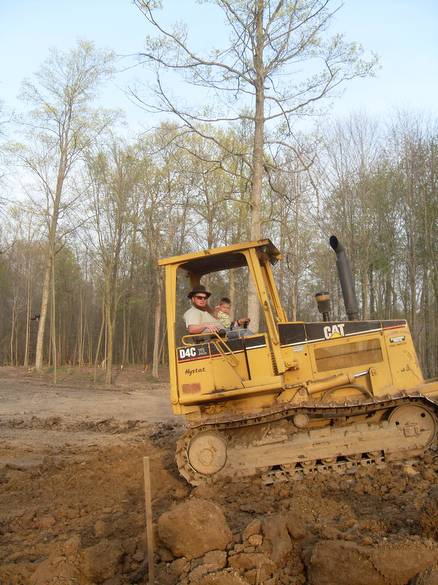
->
<box><xmin>329</xmin><ymin>236</ymin><xmax>359</xmax><ymax>320</ymax></box>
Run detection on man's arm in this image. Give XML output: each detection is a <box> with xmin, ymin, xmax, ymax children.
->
<box><xmin>188</xmin><ymin>323</ymin><xmax>221</xmax><ymax>334</ymax></box>
<box><xmin>184</xmin><ymin>306</ymin><xmax>222</xmax><ymax>334</ymax></box>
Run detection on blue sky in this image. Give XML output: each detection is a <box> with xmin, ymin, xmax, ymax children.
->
<box><xmin>1</xmin><ymin>0</ymin><xmax>438</xmax><ymax>133</ymax></box>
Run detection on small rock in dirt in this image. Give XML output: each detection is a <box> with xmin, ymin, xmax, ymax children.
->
<box><xmin>429</xmin><ymin>486</ymin><xmax>438</xmax><ymax>500</ymax></box>
<box><xmin>409</xmin><ymin>566</ymin><xmax>438</xmax><ymax>585</ymax></box>
<box><xmin>404</xmin><ymin>465</ymin><xmax>419</xmax><ymax>476</ymax></box>
<box><xmin>318</xmin><ymin>525</ymin><xmax>341</xmax><ymax>540</ymax></box>
<box><xmin>372</xmin><ymin>542</ymin><xmax>438</xmax><ymax>583</ymax></box>
<box><xmin>170</xmin><ymin>557</ymin><xmax>189</xmax><ymax>576</ymax></box>
<box><xmin>30</xmin><ymin>554</ymin><xmax>80</xmax><ymax>585</ymax></box>
<box><xmin>132</xmin><ymin>551</ymin><xmax>144</xmax><ymax>562</ymax></box>
<box><xmin>203</xmin><ymin>550</ymin><xmax>227</xmax><ymax>570</ymax></box>
<box><xmin>306</xmin><ymin>540</ymin><xmax>383</xmax><ymax>585</ymax></box>
<box><xmin>239</xmin><ymin>503</ymin><xmax>263</xmax><ymax>513</ymax></box>
<box><xmin>284</xmin><ymin>510</ymin><xmax>308</xmax><ymax>540</ymax></box>
<box><xmin>174</xmin><ymin>484</ymin><xmax>190</xmax><ymax>499</ymax></box>
<box><xmin>306</xmin><ymin>539</ymin><xmax>438</xmax><ymax>585</ymax></box>
<box><xmin>192</xmin><ymin>484</ymin><xmax>218</xmax><ymax>499</ymax></box>
<box><xmin>242</xmin><ymin>519</ymin><xmax>261</xmax><ymax>541</ymax></box>
<box><xmin>262</xmin><ymin>515</ymin><xmax>292</xmax><ymax>565</ymax></box>
<box><xmin>189</xmin><ymin>564</ymin><xmax>210</xmax><ymax>581</ymax></box>
<box><xmin>422</xmin><ymin>468</ymin><xmax>436</xmax><ymax>482</ymax></box>
<box><xmin>243</xmin><ymin>568</ymin><xmax>258</xmax><ymax>585</ymax></box>
<box><xmin>81</xmin><ymin>538</ymin><xmax>123</xmax><ymax>583</ymax></box>
<box><xmin>36</xmin><ymin>515</ymin><xmax>56</xmax><ymax>529</ymax></box>
<box><xmin>158</xmin><ymin>547</ymin><xmax>174</xmax><ymax>562</ymax></box>
<box><xmin>102</xmin><ymin>578</ymin><xmax>122</xmax><ymax>585</ymax></box>
<box><xmin>247</xmin><ymin>534</ymin><xmax>263</xmax><ymax>547</ymax></box>
<box><xmin>158</xmin><ymin>498</ymin><xmax>232</xmax><ymax>560</ymax></box>
<box><xmin>94</xmin><ymin>519</ymin><xmax>109</xmax><ymax>537</ymax></box>
<box><xmin>194</xmin><ymin>569</ymin><xmax>251</xmax><ymax>584</ymax></box>
<box><xmin>228</xmin><ymin>552</ymin><xmax>276</xmax><ymax>581</ymax></box>
<box><xmin>62</xmin><ymin>534</ymin><xmax>81</xmax><ymax>558</ymax></box>
<box><xmin>423</xmin><ymin>452</ymin><xmax>434</xmax><ymax>464</ymax></box>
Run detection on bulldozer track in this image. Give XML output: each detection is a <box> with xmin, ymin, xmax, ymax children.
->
<box><xmin>176</xmin><ymin>393</ymin><xmax>438</xmax><ymax>486</ymax></box>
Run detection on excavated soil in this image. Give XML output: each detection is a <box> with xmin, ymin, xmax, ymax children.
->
<box><xmin>0</xmin><ymin>366</ymin><xmax>437</xmax><ymax>585</ymax></box>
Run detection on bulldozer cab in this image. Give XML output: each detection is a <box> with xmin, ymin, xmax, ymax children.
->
<box><xmin>158</xmin><ymin>240</ymin><xmax>288</xmax><ymax>414</ymax></box>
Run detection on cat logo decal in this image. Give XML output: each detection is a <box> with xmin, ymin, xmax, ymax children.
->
<box><xmin>323</xmin><ymin>324</ymin><xmax>346</xmax><ymax>340</ymax></box>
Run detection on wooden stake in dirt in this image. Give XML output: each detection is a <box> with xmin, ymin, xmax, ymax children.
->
<box><xmin>143</xmin><ymin>456</ymin><xmax>155</xmax><ymax>585</ymax></box>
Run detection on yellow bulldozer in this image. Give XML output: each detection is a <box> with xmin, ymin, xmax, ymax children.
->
<box><xmin>159</xmin><ymin>237</ymin><xmax>438</xmax><ymax>485</ymax></box>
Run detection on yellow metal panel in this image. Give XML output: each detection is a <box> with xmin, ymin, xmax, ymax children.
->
<box><xmin>245</xmin><ymin>343</ymin><xmax>275</xmax><ymax>380</ymax></box>
<box><xmin>314</xmin><ymin>338</ymin><xmax>383</xmax><ymax>372</ymax></box>
<box><xmin>210</xmin><ymin>355</ymin><xmax>246</xmax><ymax>391</ymax></box>
<box><xmin>176</xmin><ymin>345</ymin><xmax>249</xmax><ymax>398</ymax></box>
<box><xmin>179</xmin><ymin>380</ymin><xmax>284</xmax><ymax>405</ymax></box>
<box><xmin>307</xmin><ymin>333</ymin><xmax>394</xmax><ymax>397</ymax></box>
<box><xmin>176</xmin><ymin>356</ymin><xmax>215</xmax><ymax>396</ymax></box>
<box><xmin>282</xmin><ymin>345</ymin><xmax>313</xmax><ymax>385</ymax></box>
<box><xmin>383</xmin><ymin>327</ymin><xmax>424</xmax><ymax>389</ymax></box>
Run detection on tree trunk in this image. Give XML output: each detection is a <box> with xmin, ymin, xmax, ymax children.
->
<box><xmin>23</xmin><ymin>261</ymin><xmax>32</xmax><ymax>369</ymax></box>
<box><xmin>361</xmin><ymin>267</ymin><xmax>369</xmax><ymax>320</ymax></box>
<box><xmin>93</xmin><ymin>303</ymin><xmax>105</xmax><ymax>382</ymax></box>
<box><xmin>247</xmin><ymin>0</ymin><xmax>265</xmax><ymax>332</ymax></box>
<box><xmin>9</xmin><ymin>296</ymin><xmax>17</xmax><ymax>366</ymax></box>
<box><xmin>229</xmin><ymin>269</ymin><xmax>236</xmax><ymax>307</ymax></box>
<box><xmin>77</xmin><ymin>289</ymin><xmax>84</xmax><ymax>366</ymax></box>
<box><xmin>368</xmin><ymin>263</ymin><xmax>375</xmax><ymax>320</ymax></box>
<box><xmin>51</xmin><ymin>250</ymin><xmax>57</xmax><ymax>383</ymax></box>
<box><xmin>105</xmin><ymin>290</ymin><xmax>113</xmax><ymax>385</ymax></box>
<box><xmin>152</xmin><ymin>271</ymin><xmax>162</xmax><ymax>379</ymax></box>
<box><xmin>35</xmin><ymin>257</ymin><xmax>52</xmax><ymax>370</ymax></box>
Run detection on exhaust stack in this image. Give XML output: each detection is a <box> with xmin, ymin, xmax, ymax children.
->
<box><xmin>329</xmin><ymin>236</ymin><xmax>359</xmax><ymax>321</ymax></box>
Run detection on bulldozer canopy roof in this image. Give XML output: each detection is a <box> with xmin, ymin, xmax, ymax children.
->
<box><xmin>158</xmin><ymin>239</ymin><xmax>281</xmax><ymax>276</ymax></box>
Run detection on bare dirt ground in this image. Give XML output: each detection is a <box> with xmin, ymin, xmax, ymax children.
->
<box><xmin>0</xmin><ymin>366</ymin><xmax>437</xmax><ymax>585</ymax></box>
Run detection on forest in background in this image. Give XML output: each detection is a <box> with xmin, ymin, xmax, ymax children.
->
<box><xmin>0</xmin><ymin>3</ymin><xmax>437</xmax><ymax>383</ymax></box>
<box><xmin>1</xmin><ymin>110</ymin><xmax>436</xmax><ymax>380</ymax></box>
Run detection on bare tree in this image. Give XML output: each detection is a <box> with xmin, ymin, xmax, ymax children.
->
<box><xmin>85</xmin><ymin>142</ymin><xmax>141</xmax><ymax>384</ymax></box>
<box><xmin>134</xmin><ymin>0</ymin><xmax>377</xmax><ymax>328</ymax></box>
<box><xmin>14</xmin><ymin>41</ymin><xmax>114</xmax><ymax>371</ymax></box>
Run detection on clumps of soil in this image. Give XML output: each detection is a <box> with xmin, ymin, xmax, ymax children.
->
<box><xmin>153</xmin><ymin>458</ymin><xmax>438</xmax><ymax>585</ymax></box>
<box><xmin>0</xmin><ymin>414</ymin><xmax>437</xmax><ymax>585</ymax></box>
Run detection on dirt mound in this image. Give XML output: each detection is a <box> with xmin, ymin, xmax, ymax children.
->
<box><xmin>0</xmin><ymin>425</ymin><xmax>185</xmax><ymax>585</ymax></box>
<box><xmin>0</xmin><ymin>371</ymin><xmax>437</xmax><ymax>585</ymax></box>
<box><xmin>1</xmin><ymin>427</ymin><xmax>437</xmax><ymax>585</ymax></box>
<box><xmin>153</xmin><ymin>492</ymin><xmax>438</xmax><ymax>585</ymax></box>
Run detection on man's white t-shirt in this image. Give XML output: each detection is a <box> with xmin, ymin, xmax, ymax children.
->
<box><xmin>184</xmin><ymin>306</ymin><xmax>223</xmax><ymax>331</ymax></box>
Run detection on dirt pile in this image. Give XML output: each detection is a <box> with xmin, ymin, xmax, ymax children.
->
<box><xmin>0</xmin><ymin>421</ymin><xmax>185</xmax><ymax>585</ymax></box>
<box><xmin>0</xmin><ymin>370</ymin><xmax>437</xmax><ymax>585</ymax></box>
<box><xmin>155</xmin><ymin>493</ymin><xmax>438</xmax><ymax>585</ymax></box>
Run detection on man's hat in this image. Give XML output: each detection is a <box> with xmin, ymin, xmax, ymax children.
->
<box><xmin>188</xmin><ymin>285</ymin><xmax>211</xmax><ymax>299</ymax></box>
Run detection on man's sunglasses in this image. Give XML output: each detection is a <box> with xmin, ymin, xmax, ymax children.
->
<box><xmin>194</xmin><ymin>295</ymin><xmax>208</xmax><ymax>300</ymax></box>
